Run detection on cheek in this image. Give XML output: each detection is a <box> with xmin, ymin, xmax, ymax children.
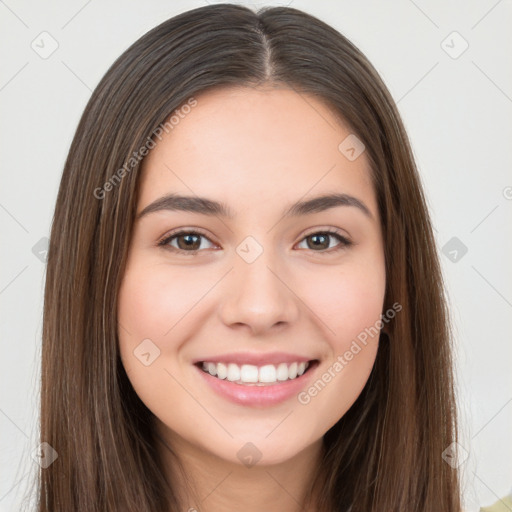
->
<box><xmin>117</xmin><ymin>263</ymin><xmax>208</xmax><ymax>417</ymax></box>
<box><xmin>116</xmin><ymin>263</ymin><xmax>207</xmax><ymax>390</ymax></box>
<box><xmin>118</xmin><ymin>263</ymin><xmax>211</xmax><ymax>342</ymax></box>
<box><xmin>295</xmin><ymin>260</ymin><xmax>385</xmax><ymax>417</ymax></box>
<box><xmin>304</xmin><ymin>259</ymin><xmax>386</xmax><ymax>348</ymax></box>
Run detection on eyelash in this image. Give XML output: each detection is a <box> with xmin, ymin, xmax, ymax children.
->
<box><xmin>157</xmin><ymin>228</ymin><xmax>353</xmax><ymax>255</ymax></box>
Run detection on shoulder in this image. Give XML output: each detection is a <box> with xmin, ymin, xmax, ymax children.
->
<box><xmin>479</xmin><ymin>493</ymin><xmax>512</xmax><ymax>512</ymax></box>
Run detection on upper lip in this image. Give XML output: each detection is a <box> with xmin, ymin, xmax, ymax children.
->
<box><xmin>193</xmin><ymin>352</ymin><xmax>316</xmax><ymax>366</ymax></box>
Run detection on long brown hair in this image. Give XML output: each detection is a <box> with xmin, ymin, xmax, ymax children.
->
<box><xmin>32</xmin><ymin>3</ymin><xmax>462</xmax><ymax>511</ymax></box>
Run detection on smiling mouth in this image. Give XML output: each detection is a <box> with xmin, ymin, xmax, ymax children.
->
<box><xmin>194</xmin><ymin>360</ymin><xmax>319</xmax><ymax>386</ymax></box>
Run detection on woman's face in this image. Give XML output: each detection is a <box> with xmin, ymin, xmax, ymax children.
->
<box><xmin>118</xmin><ymin>86</ymin><xmax>386</xmax><ymax>467</ymax></box>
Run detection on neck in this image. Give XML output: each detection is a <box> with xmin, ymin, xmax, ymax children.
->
<box><xmin>154</xmin><ymin>420</ymin><xmax>325</xmax><ymax>512</ymax></box>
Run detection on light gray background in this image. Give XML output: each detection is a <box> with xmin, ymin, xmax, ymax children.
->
<box><xmin>1</xmin><ymin>1</ymin><xmax>511</xmax><ymax>511</ymax></box>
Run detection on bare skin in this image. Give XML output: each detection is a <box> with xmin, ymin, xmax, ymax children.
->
<box><xmin>117</xmin><ymin>85</ymin><xmax>386</xmax><ymax>512</ymax></box>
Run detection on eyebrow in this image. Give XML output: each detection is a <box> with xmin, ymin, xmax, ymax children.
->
<box><xmin>136</xmin><ymin>192</ymin><xmax>373</xmax><ymax>221</ymax></box>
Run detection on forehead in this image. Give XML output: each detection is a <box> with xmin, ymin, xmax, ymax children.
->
<box><xmin>138</xmin><ymin>86</ymin><xmax>376</xmax><ymax>218</ymax></box>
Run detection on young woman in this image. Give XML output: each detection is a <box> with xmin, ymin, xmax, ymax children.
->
<box><xmin>35</xmin><ymin>3</ymin><xmax>462</xmax><ymax>511</ymax></box>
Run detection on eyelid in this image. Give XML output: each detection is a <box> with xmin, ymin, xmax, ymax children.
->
<box><xmin>302</xmin><ymin>226</ymin><xmax>348</xmax><ymax>239</ymax></box>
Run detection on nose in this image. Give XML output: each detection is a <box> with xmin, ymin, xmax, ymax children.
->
<box><xmin>218</xmin><ymin>246</ymin><xmax>300</xmax><ymax>335</ymax></box>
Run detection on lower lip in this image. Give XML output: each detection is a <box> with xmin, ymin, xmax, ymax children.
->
<box><xmin>194</xmin><ymin>361</ymin><xmax>319</xmax><ymax>407</ymax></box>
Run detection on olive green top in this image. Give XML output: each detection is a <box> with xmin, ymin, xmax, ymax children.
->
<box><xmin>479</xmin><ymin>494</ymin><xmax>512</xmax><ymax>511</ymax></box>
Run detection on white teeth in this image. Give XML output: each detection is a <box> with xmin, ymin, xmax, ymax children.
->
<box><xmin>216</xmin><ymin>362</ymin><xmax>228</xmax><ymax>380</ymax></box>
<box><xmin>276</xmin><ymin>363</ymin><xmax>289</xmax><ymax>381</ymax></box>
<box><xmin>288</xmin><ymin>362</ymin><xmax>298</xmax><ymax>379</ymax></box>
<box><xmin>258</xmin><ymin>364</ymin><xmax>276</xmax><ymax>383</ymax></box>
<box><xmin>201</xmin><ymin>360</ymin><xmax>311</xmax><ymax>384</ymax></box>
<box><xmin>240</xmin><ymin>365</ymin><xmax>259</xmax><ymax>383</ymax></box>
<box><xmin>207</xmin><ymin>362</ymin><xmax>216</xmax><ymax>376</ymax></box>
<box><xmin>226</xmin><ymin>363</ymin><xmax>240</xmax><ymax>382</ymax></box>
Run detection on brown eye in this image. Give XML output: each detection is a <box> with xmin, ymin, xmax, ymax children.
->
<box><xmin>297</xmin><ymin>231</ymin><xmax>352</xmax><ymax>253</ymax></box>
<box><xmin>158</xmin><ymin>229</ymin><xmax>352</xmax><ymax>255</ymax></box>
<box><xmin>175</xmin><ymin>233</ymin><xmax>202</xmax><ymax>251</ymax></box>
<box><xmin>158</xmin><ymin>230</ymin><xmax>215</xmax><ymax>253</ymax></box>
